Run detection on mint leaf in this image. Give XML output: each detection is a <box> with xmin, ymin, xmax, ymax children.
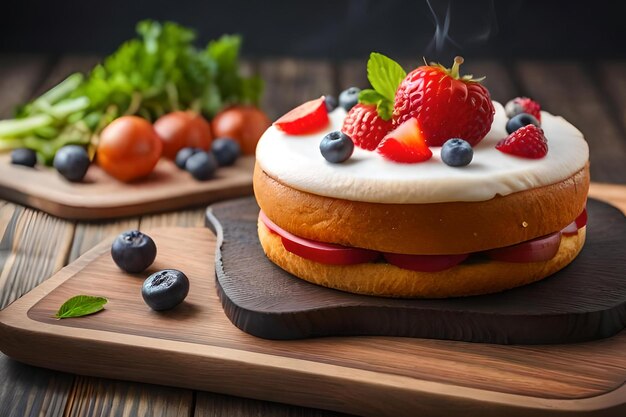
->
<box><xmin>55</xmin><ymin>295</ymin><xmax>108</xmax><ymax>319</ymax></box>
<box><xmin>358</xmin><ymin>89</ymin><xmax>385</xmax><ymax>105</ymax></box>
<box><xmin>367</xmin><ymin>53</ymin><xmax>406</xmax><ymax>102</ymax></box>
<box><xmin>358</xmin><ymin>89</ymin><xmax>393</xmax><ymax>121</ymax></box>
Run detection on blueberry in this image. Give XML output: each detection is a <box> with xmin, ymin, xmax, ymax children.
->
<box><xmin>53</xmin><ymin>145</ymin><xmax>90</xmax><ymax>182</ymax></box>
<box><xmin>505</xmin><ymin>100</ymin><xmax>525</xmax><ymax>119</ymax></box>
<box><xmin>338</xmin><ymin>87</ymin><xmax>361</xmax><ymax>111</ymax></box>
<box><xmin>185</xmin><ymin>152</ymin><xmax>218</xmax><ymax>181</ymax></box>
<box><xmin>11</xmin><ymin>148</ymin><xmax>37</xmax><ymax>167</ymax></box>
<box><xmin>506</xmin><ymin>113</ymin><xmax>540</xmax><ymax>134</ymax></box>
<box><xmin>320</xmin><ymin>131</ymin><xmax>354</xmax><ymax>163</ymax></box>
<box><xmin>111</xmin><ymin>230</ymin><xmax>157</xmax><ymax>273</ymax></box>
<box><xmin>211</xmin><ymin>138</ymin><xmax>241</xmax><ymax>166</ymax></box>
<box><xmin>142</xmin><ymin>269</ymin><xmax>189</xmax><ymax>311</ymax></box>
<box><xmin>175</xmin><ymin>147</ymin><xmax>202</xmax><ymax>169</ymax></box>
<box><xmin>441</xmin><ymin>139</ymin><xmax>473</xmax><ymax>167</ymax></box>
<box><xmin>324</xmin><ymin>95</ymin><xmax>338</xmax><ymax>112</ymax></box>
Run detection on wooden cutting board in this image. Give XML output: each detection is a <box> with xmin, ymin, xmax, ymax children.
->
<box><xmin>0</xmin><ymin>154</ymin><xmax>254</xmax><ymax>219</ymax></box>
<box><xmin>209</xmin><ymin>197</ymin><xmax>626</xmax><ymax>344</ymax></box>
<box><xmin>0</xmin><ymin>203</ymin><xmax>626</xmax><ymax>416</ymax></box>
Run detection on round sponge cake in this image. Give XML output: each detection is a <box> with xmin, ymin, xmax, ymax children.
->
<box><xmin>254</xmin><ymin>101</ymin><xmax>590</xmax><ymax>298</ymax></box>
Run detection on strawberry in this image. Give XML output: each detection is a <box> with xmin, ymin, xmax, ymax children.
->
<box><xmin>496</xmin><ymin>125</ymin><xmax>548</xmax><ymax>159</ymax></box>
<box><xmin>505</xmin><ymin>97</ymin><xmax>542</xmax><ymax>122</ymax></box>
<box><xmin>393</xmin><ymin>56</ymin><xmax>495</xmax><ymax>147</ymax></box>
<box><xmin>274</xmin><ymin>97</ymin><xmax>329</xmax><ymax>134</ymax></box>
<box><xmin>341</xmin><ymin>104</ymin><xmax>393</xmax><ymax>150</ymax></box>
<box><xmin>377</xmin><ymin>118</ymin><xmax>432</xmax><ymax>163</ymax></box>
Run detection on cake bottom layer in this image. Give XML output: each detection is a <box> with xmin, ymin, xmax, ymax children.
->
<box><xmin>258</xmin><ymin>221</ymin><xmax>586</xmax><ymax>298</ymax></box>
<box><xmin>254</xmin><ymin>164</ymin><xmax>590</xmax><ymax>255</ymax></box>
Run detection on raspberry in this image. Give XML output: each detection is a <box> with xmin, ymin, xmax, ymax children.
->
<box><xmin>496</xmin><ymin>125</ymin><xmax>548</xmax><ymax>159</ymax></box>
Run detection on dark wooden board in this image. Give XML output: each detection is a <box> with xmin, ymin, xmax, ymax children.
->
<box><xmin>0</xmin><ymin>154</ymin><xmax>255</xmax><ymax>220</ymax></box>
<box><xmin>2</xmin><ymin>227</ymin><xmax>626</xmax><ymax>416</ymax></box>
<box><xmin>208</xmin><ymin>197</ymin><xmax>626</xmax><ymax>344</ymax></box>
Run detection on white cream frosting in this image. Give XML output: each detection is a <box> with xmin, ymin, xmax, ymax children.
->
<box><xmin>256</xmin><ymin>102</ymin><xmax>589</xmax><ymax>203</ymax></box>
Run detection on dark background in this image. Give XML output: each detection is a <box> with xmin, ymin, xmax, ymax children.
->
<box><xmin>2</xmin><ymin>0</ymin><xmax>625</xmax><ymax>62</ymax></box>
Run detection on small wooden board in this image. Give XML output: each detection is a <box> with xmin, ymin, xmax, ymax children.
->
<box><xmin>0</xmin><ymin>154</ymin><xmax>254</xmax><ymax>220</ymax></box>
<box><xmin>208</xmin><ymin>198</ymin><xmax>626</xmax><ymax>344</ymax></box>
<box><xmin>1</xmin><ymin>226</ymin><xmax>626</xmax><ymax>416</ymax></box>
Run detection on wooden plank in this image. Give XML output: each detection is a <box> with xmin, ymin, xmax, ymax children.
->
<box><xmin>64</xmin><ymin>377</ymin><xmax>192</xmax><ymax>417</ymax></box>
<box><xmin>0</xmin><ymin>154</ymin><xmax>255</xmax><ymax>220</ymax></box>
<box><xmin>0</xmin><ymin>359</ymin><xmax>74</xmax><ymax>417</ymax></box>
<box><xmin>195</xmin><ymin>392</ymin><xmax>349</xmax><ymax>417</ymax></box>
<box><xmin>0</xmin><ymin>192</ymin><xmax>624</xmax><ymax>417</ymax></box>
<box><xmin>0</xmin><ymin>207</ymin><xmax>74</xmax><ymax>309</ymax></box>
<box><xmin>0</xmin><ymin>54</ymin><xmax>96</xmax><ymax>417</ymax></box>
<box><xmin>0</xmin><ymin>54</ymin><xmax>50</xmax><ymax>118</ymax></box>
<box><xmin>0</xmin><ymin>206</ymin><xmax>75</xmax><ymax>417</ymax></box>
<box><xmin>516</xmin><ymin>61</ymin><xmax>626</xmax><ymax>183</ymax></box>
<box><xmin>259</xmin><ymin>59</ymin><xmax>334</xmax><ymax>120</ymax></box>
<box><xmin>69</xmin><ymin>219</ymin><xmax>140</xmax><ymax>263</ymax></box>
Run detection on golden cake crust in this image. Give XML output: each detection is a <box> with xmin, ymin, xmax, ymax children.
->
<box><xmin>258</xmin><ymin>220</ymin><xmax>586</xmax><ymax>298</ymax></box>
<box><xmin>254</xmin><ymin>163</ymin><xmax>589</xmax><ymax>255</ymax></box>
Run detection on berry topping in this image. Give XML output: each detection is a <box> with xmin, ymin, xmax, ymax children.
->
<box><xmin>338</xmin><ymin>87</ymin><xmax>361</xmax><ymax>111</ymax></box>
<box><xmin>211</xmin><ymin>137</ymin><xmax>241</xmax><ymax>166</ymax></box>
<box><xmin>320</xmin><ymin>131</ymin><xmax>354</xmax><ymax>163</ymax></box>
<box><xmin>341</xmin><ymin>104</ymin><xmax>393</xmax><ymax>150</ymax></box>
<box><xmin>185</xmin><ymin>151</ymin><xmax>218</xmax><ymax>181</ymax></box>
<box><xmin>441</xmin><ymin>138</ymin><xmax>473</xmax><ymax>167</ymax></box>
<box><xmin>393</xmin><ymin>56</ymin><xmax>495</xmax><ymax>146</ymax></box>
<box><xmin>11</xmin><ymin>148</ymin><xmax>37</xmax><ymax>167</ymax></box>
<box><xmin>274</xmin><ymin>97</ymin><xmax>329</xmax><ymax>134</ymax></box>
<box><xmin>506</xmin><ymin>113</ymin><xmax>540</xmax><ymax>134</ymax></box>
<box><xmin>505</xmin><ymin>97</ymin><xmax>542</xmax><ymax>122</ymax></box>
<box><xmin>496</xmin><ymin>125</ymin><xmax>548</xmax><ymax>159</ymax></box>
<box><xmin>324</xmin><ymin>95</ymin><xmax>338</xmax><ymax>112</ymax></box>
<box><xmin>377</xmin><ymin>118</ymin><xmax>432</xmax><ymax>163</ymax></box>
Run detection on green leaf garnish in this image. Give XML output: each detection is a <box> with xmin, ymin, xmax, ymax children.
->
<box><xmin>358</xmin><ymin>53</ymin><xmax>405</xmax><ymax>121</ymax></box>
<box><xmin>358</xmin><ymin>89</ymin><xmax>393</xmax><ymax>120</ymax></box>
<box><xmin>367</xmin><ymin>53</ymin><xmax>406</xmax><ymax>102</ymax></box>
<box><xmin>55</xmin><ymin>295</ymin><xmax>108</xmax><ymax>319</ymax></box>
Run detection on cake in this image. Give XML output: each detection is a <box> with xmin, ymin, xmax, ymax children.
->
<box><xmin>253</xmin><ymin>55</ymin><xmax>589</xmax><ymax>298</ymax></box>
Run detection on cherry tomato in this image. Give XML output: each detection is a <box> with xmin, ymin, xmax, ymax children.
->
<box><xmin>211</xmin><ymin>106</ymin><xmax>271</xmax><ymax>155</ymax></box>
<box><xmin>154</xmin><ymin>111</ymin><xmax>213</xmax><ymax>159</ymax></box>
<box><xmin>97</xmin><ymin>116</ymin><xmax>162</xmax><ymax>182</ymax></box>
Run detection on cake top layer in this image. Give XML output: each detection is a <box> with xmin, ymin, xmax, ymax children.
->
<box><xmin>256</xmin><ymin>101</ymin><xmax>589</xmax><ymax>204</ymax></box>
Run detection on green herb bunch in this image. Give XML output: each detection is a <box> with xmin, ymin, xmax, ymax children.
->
<box><xmin>0</xmin><ymin>20</ymin><xmax>263</xmax><ymax>164</ymax></box>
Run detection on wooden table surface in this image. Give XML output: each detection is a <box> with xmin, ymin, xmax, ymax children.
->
<box><xmin>0</xmin><ymin>54</ymin><xmax>625</xmax><ymax>417</ymax></box>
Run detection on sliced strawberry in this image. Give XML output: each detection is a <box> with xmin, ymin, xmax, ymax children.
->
<box><xmin>496</xmin><ymin>125</ymin><xmax>548</xmax><ymax>159</ymax></box>
<box><xmin>486</xmin><ymin>232</ymin><xmax>561</xmax><ymax>263</ymax></box>
<box><xmin>505</xmin><ymin>97</ymin><xmax>542</xmax><ymax>122</ymax></box>
<box><xmin>562</xmin><ymin>208</ymin><xmax>588</xmax><ymax>236</ymax></box>
<box><xmin>259</xmin><ymin>211</ymin><xmax>379</xmax><ymax>265</ymax></box>
<box><xmin>341</xmin><ymin>104</ymin><xmax>393</xmax><ymax>150</ymax></box>
<box><xmin>384</xmin><ymin>252</ymin><xmax>469</xmax><ymax>272</ymax></box>
<box><xmin>274</xmin><ymin>97</ymin><xmax>329</xmax><ymax>134</ymax></box>
<box><xmin>377</xmin><ymin>118</ymin><xmax>432</xmax><ymax>163</ymax></box>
